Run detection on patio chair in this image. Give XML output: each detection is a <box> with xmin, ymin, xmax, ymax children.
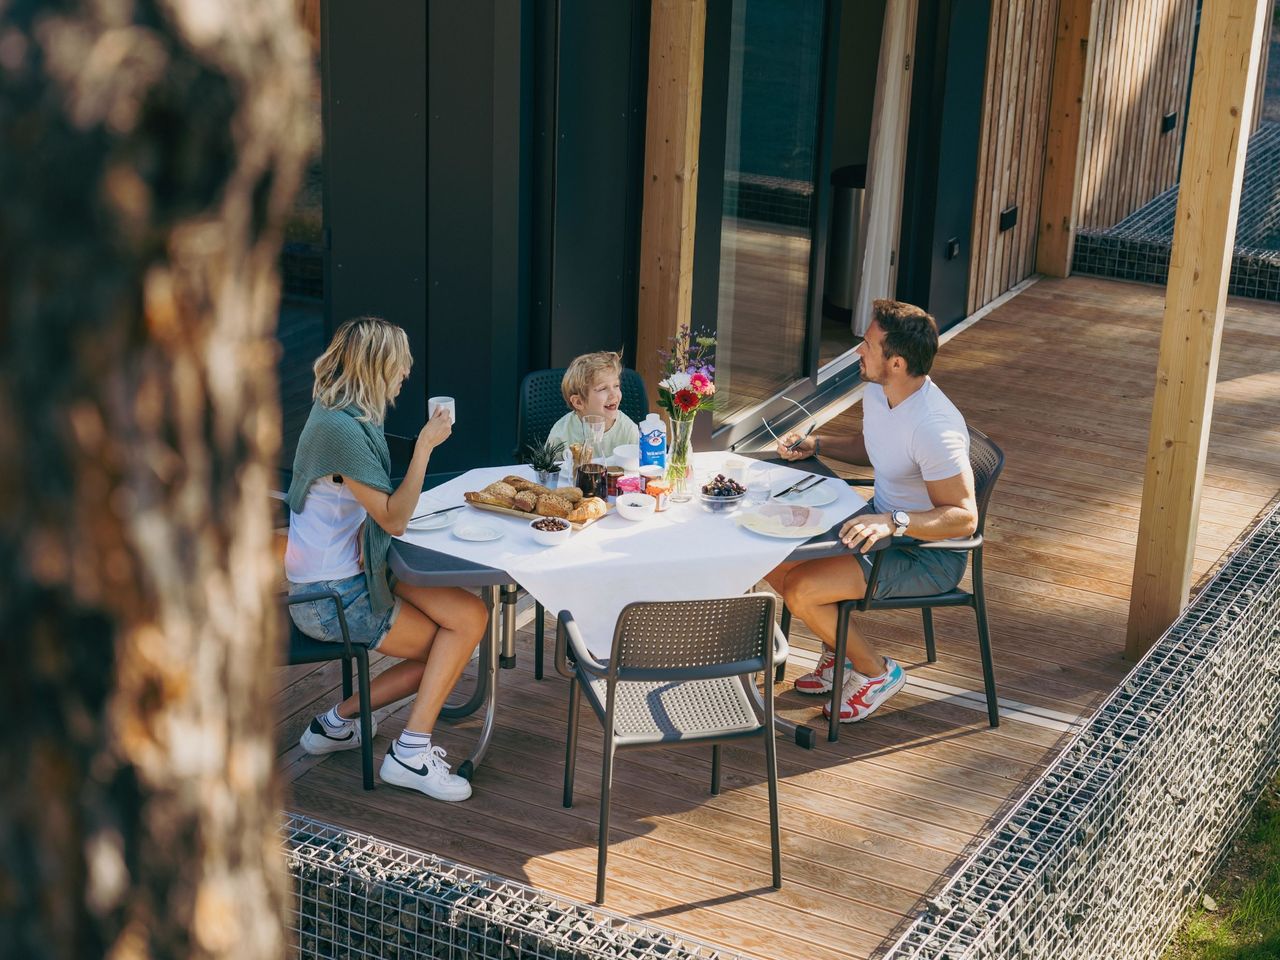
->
<box><xmin>517</xmin><ymin>366</ymin><xmax>649</xmax><ymax>680</ymax></box>
<box><xmin>555</xmin><ymin>595</ymin><xmax>786</xmax><ymax>904</ymax></box>
<box><xmin>286</xmin><ymin>590</ymin><xmax>377</xmax><ymax>790</ymax></box>
<box><xmin>780</xmin><ymin>425</ymin><xmax>1005</xmax><ymax>742</ymax></box>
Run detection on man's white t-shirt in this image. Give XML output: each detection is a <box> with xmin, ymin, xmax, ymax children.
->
<box><xmin>861</xmin><ymin>377</ymin><xmax>969</xmax><ymax>514</ymax></box>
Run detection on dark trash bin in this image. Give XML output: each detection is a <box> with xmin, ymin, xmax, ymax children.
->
<box><xmin>823</xmin><ymin>163</ymin><xmax>866</xmax><ymax>323</ymax></box>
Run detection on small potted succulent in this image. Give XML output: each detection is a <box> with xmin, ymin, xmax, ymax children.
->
<box><xmin>525</xmin><ymin>437</ymin><xmax>565</xmax><ymax>486</ymax></box>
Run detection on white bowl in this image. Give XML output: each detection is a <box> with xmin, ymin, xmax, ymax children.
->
<box><xmin>613</xmin><ymin>443</ymin><xmax>641</xmax><ymax>473</ymax></box>
<box><xmin>528</xmin><ymin>516</ymin><xmax>572</xmax><ymax>546</ymax></box>
<box><xmin>615</xmin><ymin>492</ymin><xmax>657</xmax><ymax>521</ymax></box>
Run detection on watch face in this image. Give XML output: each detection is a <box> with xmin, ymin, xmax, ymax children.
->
<box><xmin>893</xmin><ymin>511</ymin><xmax>909</xmax><ymax>529</ymax></box>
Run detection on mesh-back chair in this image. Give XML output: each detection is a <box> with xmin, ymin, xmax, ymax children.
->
<box><xmin>517</xmin><ymin>367</ymin><xmax>649</xmax><ymax>680</ymax></box>
<box><xmin>555</xmin><ymin>595</ymin><xmax>787</xmax><ymax>904</ymax></box>
<box><xmin>286</xmin><ymin>591</ymin><xmax>376</xmax><ymax>790</ymax></box>
<box><xmin>782</xmin><ymin>426</ymin><xmax>1005</xmax><ymax>742</ymax></box>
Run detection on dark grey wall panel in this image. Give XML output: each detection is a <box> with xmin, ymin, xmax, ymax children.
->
<box><xmin>323</xmin><ymin>0</ymin><xmax>428</xmax><ymax>440</ymax></box>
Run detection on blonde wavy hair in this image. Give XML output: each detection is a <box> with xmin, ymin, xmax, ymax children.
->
<box><xmin>561</xmin><ymin>350</ymin><xmax>623</xmax><ymax>407</ymax></box>
<box><xmin>312</xmin><ymin>316</ymin><xmax>412</xmax><ymax>424</ymax></box>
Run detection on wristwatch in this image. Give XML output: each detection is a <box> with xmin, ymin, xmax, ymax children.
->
<box><xmin>891</xmin><ymin>510</ymin><xmax>911</xmax><ymax>537</ymax></box>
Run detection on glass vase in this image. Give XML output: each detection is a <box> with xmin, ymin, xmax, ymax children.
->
<box><xmin>666</xmin><ymin>416</ymin><xmax>695</xmax><ymax>502</ymax></box>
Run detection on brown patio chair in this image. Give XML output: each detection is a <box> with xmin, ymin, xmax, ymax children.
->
<box><xmin>781</xmin><ymin>425</ymin><xmax>1005</xmax><ymax>742</ymax></box>
<box><xmin>517</xmin><ymin>366</ymin><xmax>648</xmax><ymax>680</ymax></box>
<box><xmin>555</xmin><ymin>595</ymin><xmax>786</xmax><ymax>904</ymax></box>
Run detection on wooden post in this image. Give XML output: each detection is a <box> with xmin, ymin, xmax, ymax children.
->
<box><xmin>636</xmin><ymin>0</ymin><xmax>706</xmax><ymax>398</ymax></box>
<box><xmin>1035</xmin><ymin>0</ymin><xmax>1096</xmax><ymax>277</ymax></box>
<box><xmin>1126</xmin><ymin>0</ymin><xmax>1269</xmax><ymax>659</ymax></box>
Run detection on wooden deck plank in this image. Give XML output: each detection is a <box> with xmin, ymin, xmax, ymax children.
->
<box><xmin>277</xmin><ymin>277</ymin><xmax>1280</xmax><ymax>960</ymax></box>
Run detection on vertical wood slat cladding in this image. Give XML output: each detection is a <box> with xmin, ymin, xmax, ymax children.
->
<box><xmin>1075</xmin><ymin>0</ymin><xmax>1196</xmax><ymax>230</ymax></box>
<box><xmin>968</xmin><ymin>0</ymin><xmax>1059</xmax><ymax>314</ymax></box>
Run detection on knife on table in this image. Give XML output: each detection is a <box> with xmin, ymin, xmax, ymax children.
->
<box><xmin>409</xmin><ymin>504</ymin><xmax>467</xmax><ymax>522</ymax></box>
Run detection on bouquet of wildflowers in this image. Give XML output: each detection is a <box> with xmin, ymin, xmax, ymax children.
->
<box><xmin>657</xmin><ymin>325</ymin><xmax>717</xmax><ymax>422</ymax></box>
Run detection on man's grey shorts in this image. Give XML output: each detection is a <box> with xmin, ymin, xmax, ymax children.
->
<box><xmin>852</xmin><ymin>499</ymin><xmax>968</xmax><ymax>599</ymax></box>
<box><xmin>288</xmin><ymin>572</ymin><xmax>402</xmax><ymax>650</ymax></box>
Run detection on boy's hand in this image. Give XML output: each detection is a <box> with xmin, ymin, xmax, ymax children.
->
<box><xmin>418</xmin><ymin>408</ymin><xmax>453</xmax><ymax>450</ymax></box>
<box><xmin>776</xmin><ymin>432</ymin><xmax>815</xmax><ymax>461</ymax></box>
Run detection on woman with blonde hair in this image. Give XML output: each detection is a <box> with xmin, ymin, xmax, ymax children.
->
<box><xmin>285</xmin><ymin>316</ymin><xmax>485</xmax><ymax>802</ymax></box>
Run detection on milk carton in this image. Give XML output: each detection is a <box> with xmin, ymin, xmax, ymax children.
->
<box><xmin>638</xmin><ymin>413</ymin><xmax>667</xmax><ymax>469</ymax></box>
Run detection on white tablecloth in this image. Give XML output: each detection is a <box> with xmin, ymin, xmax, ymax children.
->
<box><xmin>399</xmin><ymin>452</ymin><xmax>867</xmax><ymax>657</ymax></box>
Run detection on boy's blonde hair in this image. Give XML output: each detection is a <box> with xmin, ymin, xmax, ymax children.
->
<box><xmin>313</xmin><ymin>316</ymin><xmax>412</xmax><ymax>424</ymax></box>
<box><xmin>561</xmin><ymin>350</ymin><xmax>623</xmax><ymax>407</ymax></box>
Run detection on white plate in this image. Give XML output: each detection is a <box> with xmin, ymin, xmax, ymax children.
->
<box><xmin>737</xmin><ymin>512</ymin><xmax>828</xmax><ymax>539</ymax></box>
<box><xmin>453</xmin><ymin>524</ymin><xmax>503</xmax><ymax>543</ymax></box>
<box><xmin>775</xmin><ymin>479</ymin><xmax>837</xmax><ymax>507</ymax></box>
<box><xmin>407</xmin><ymin>510</ymin><xmax>458</xmax><ymax>531</ymax></box>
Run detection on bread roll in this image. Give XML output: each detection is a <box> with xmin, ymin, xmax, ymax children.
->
<box><xmin>465</xmin><ymin>490</ymin><xmax>515</xmax><ymax>509</ymax></box>
<box><xmin>534</xmin><ymin>495</ymin><xmax>571</xmax><ymax>519</ymax></box>
<box><xmin>511</xmin><ymin>490</ymin><xmax>538</xmax><ymax>512</ymax></box>
<box><xmin>523</xmin><ymin>483</ymin><xmax>552</xmax><ymax>497</ymax></box>
<box><xmin>482</xmin><ymin>481</ymin><xmax>518</xmax><ymax>500</ymax></box>
<box><xmin>567</xmin><ymin>497</ymin><xmax>607</xmax><ymax>524</ymax></box>
<box><xmin>502</xmin><ymin>475</ymin><xmax>534</xmax><ymax>491</ymax></box>
<box><xmin>555</xmin><ymin>486</ymin><xmax>584</xmax><ymax>504</ymax></box>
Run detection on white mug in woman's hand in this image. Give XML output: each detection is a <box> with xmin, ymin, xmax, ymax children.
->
<box><xmin>428</xmin><ymin>396</ymin><xmax>456</xmax><ymax>424</ymax></box>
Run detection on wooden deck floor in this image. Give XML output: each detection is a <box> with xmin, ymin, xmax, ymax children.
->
<box><xmin>277</xmin><ymin>276</ymin><xmax>1280</xmax><ymax>960</ymax></box>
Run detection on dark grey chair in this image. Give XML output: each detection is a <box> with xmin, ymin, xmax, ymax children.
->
<box><xmin>555</xmin><ymin>595</ymin><xmax>787</xmax><ymax>904</ymax></box>
<box><xmin>781</xmin><ymin>426</ymin><xmax>1005</xmax><ymax>742</ymax></box>
<box><xmin>286</xmin><ymin>590</ymin><xmax>376</xmax><ymax>790</ymax></box>
<box><xmin>517</xmin><ymin>366</ymin><xmax>649</xmax><ymax>680</ymax></box>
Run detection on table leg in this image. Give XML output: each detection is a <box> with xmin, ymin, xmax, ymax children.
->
<box><xmin>456</xmin><ymin>584</ymin><xmax>503</xmax><ymax>780</ymax></box>
<box><xmin>744</xmin><ymin>673</ymin><xmax>816</xmax><ymax>750</ymax></box>
<box><xmin>440</xmin><ymin>585</ymin><xmax>499</xmax><ymax>720</ymax></box>
<box><xmin>499</xmin><ymin>583</ymin><xmax>518</xmax><ymax>668</ymax></box>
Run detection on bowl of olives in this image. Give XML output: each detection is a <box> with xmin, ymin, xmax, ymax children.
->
<box><xmin>698</xmin><ymin>474</ymin><xmax>747</xmax><ymax>514</ymax></box>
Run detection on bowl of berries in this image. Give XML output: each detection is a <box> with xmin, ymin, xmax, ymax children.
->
<box><xmin>698</xmin><ymin>474</ymin><xmax>747</xmax><ymax>515</ymax></box>
<box><xmin>529</xmin><ymin>516</ymin><xmax>572</xmax><ymax>546</ymax></box>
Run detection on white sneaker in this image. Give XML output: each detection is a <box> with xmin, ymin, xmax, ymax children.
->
<box><xmin>300</xmin><ymin>714</ymin><xmax>377</xmax><ymax>755</ymax></box>
<box><xmin>380</xmin><ymin>742</ymin><xmax>473</xmax><ymax>802</ymax></box>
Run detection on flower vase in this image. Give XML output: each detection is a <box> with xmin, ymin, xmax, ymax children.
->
<box><xmin>666</xmin><ymin>417</ymin><xmax>695</xmax><ymax>502</ymax></box>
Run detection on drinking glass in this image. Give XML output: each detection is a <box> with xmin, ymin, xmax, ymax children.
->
<box><xmin>575</xmin><ymin>463</ymin><xmax>609</xmax><ymax>500</ymax></box>
<box><xmin>581</xmin><ymin>414</ymin><xmax>606</xmax><ymax>460</ymax></box>
<box><xmin>747</xmin><ymin>465</ymin><xmax>773</xmax><ymax>506</ymax></box>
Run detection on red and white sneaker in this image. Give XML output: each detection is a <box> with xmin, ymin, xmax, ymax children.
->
<box><xmin>823</xmin><ymin>658</ymin><xmax>906</xmax><ymax>723</ymax></box>
<box><xmin>794</xmin><ymin>651</ymin><xmax>859</xmax><ymax>695</ymax></box>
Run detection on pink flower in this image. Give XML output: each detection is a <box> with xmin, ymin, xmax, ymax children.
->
<box><xmin>690</xmin><ymin>372</ymin><xmax>712</xmax><ymax>394</ymax></box>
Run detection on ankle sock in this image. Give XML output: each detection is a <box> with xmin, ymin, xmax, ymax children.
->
<box><xmin>396</xmin><ymin>729</ymin><xmax>433</xmax><ymax>755</ymax></box>
<box><xmin>321</xmin><ymin>704</ymin><xmax>355</xmax><ymax>732</ymax></box>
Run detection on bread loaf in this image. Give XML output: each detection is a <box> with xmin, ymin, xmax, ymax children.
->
<box><xmin>482</xmin><ymin>481</ymin><xmax>518</xmax><ymax>500</ymax></box>
<box><xmin>567</xmin><ymin>497</ymin><xmax>607</xmax><ymax>524</ymax></box>
<box><xmin>534</xmin><ymin>495</ymin><xmax>572</xmax><ymax>519</ymax></box>
<box><xmin>511</xmin><ymin>490</ymin><xmax>538</xmax><ymax>512</ymax></box>
<box><xmin>555</xmin><ymin>486</ymin><xmax>584</xmax><ymax>504</ymax></box>
<box><xmin>465</xmin><ymin>490</ymin><xmax>515</xmax><ymax>509</ymax></box>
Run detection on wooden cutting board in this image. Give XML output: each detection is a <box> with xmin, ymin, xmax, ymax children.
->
<box><xmin>463</xmin><ymin>499</ymin><xmax>611</xmax><ymax>531</ymax></box>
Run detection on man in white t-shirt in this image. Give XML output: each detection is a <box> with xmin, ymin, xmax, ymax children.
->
<box><xmin>768</xmin><ymin>299</ymin><xmax>978</xmax><ymax>724</ymax></box>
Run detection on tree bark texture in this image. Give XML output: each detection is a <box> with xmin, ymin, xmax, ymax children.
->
<box><xmin>0</xmin><ymin>1</ymin><xmax>312</xmax><ymax>956</ymax></box>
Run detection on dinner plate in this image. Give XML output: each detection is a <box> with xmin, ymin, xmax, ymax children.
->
<box><xmin>453</xmin><ymin>524</ymin><xmax>503</xmax><ymax>543</ymax></box>
<box><xmin>776</xmin><ymin>480</ymin><xmax>838</xmax><ymax>507</ymax></box>
<box><xmin>737</xmin><ymin>512</ymin><xmax>828</xmax><ymax>539</ymax></box>
<box><xmin>407</xmin><ymin>510</ymin><xmax>458</xmax><ymax>532</ymax></box>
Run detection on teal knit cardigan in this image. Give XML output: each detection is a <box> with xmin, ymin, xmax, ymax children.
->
<box><xmin>287</xmin><ymin>403</ymin><xmax>396</xmax><ymax>615</ymax></box>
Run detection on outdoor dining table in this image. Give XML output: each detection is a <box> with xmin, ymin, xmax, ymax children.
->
<box><xmin>390</xmin><ymin>450</ymin><xmax>868</xmax><ymax>778</ymax></box>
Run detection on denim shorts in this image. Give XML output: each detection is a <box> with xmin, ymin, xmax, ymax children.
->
<box><xmin>853</xmin><ymin>500</ymin><xmax>968</xmax><ymax>600</ymax></box>
<box><xmin>287</xmin><ymin>572</ymin><xmax>401</xmax><ymax>651</ymax></box>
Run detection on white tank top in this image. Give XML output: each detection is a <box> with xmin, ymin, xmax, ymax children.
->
<box><xmin>285</xmin><ymin>476</ymin><xmax>366</xmax><ymax>583</ymax></box>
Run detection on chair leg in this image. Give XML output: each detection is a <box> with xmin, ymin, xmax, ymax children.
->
<box><xmin>780</xmin><ymin>604</ymin><xmax>791</xmax><ymax>639</ymax></box>
<box><xmin>922</xmin><ymin>608</ymin><xmax>937</xmax><ymax>663</ymax></box>
<box><xmin>563</xmin><ymin>679</ymin><xmax>581</xmax><ymax>807</ymax></box>
<box><xmin>340</xmin><ymin>657</ymin><xmax>353</xmax><ymax>701</ymax></box>
<box><xmin>534</xmin><ymin>601</ymin><xmax>545</xmax><ymax>680</ymax></box>
<box><xmin>711</xmin><ymin>745</ymin><xmax>721</xmax><ymax>796</ymax></box>
<box><xmin>596</xmin><ymin>738</ymin><xmax>616</xmax><ymax>904</ymax></box>
<box><xmin>972</xmin><ymin>549</ymin><xmax>998</xmax><ymax>727</ymax></box>
<box><xmin>830</xmin><ymin>608</ymin><xmax>850</xmax><ymax>743</ymax></box>
<box><xmin>354</xmin><ymin>649</ymin><xmax>375</xmax><ymax>791</ymax></box>
<box><xmin>764</xmin><ymin>729</ymin><xmax>782</xmax><ymax>889</ymax></box>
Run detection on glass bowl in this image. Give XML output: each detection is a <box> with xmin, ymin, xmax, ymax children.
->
<box><xmin>697</xmin><ymin>489</ymin><xmax>746</xmax><ymax>515</ymax></box>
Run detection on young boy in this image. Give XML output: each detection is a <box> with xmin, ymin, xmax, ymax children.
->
<box><xmin>546</xmin><ymin>351</ymin><xmax>640</xmax><ymax>460</ymax></box>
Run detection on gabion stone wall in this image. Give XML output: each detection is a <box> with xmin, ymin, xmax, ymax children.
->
<box><xmin>883</xmin><ymin>502</ymin><xmax>1280</xmax><ymax>960</ymax></box>
<box><xmin>283</xmin><ymin>813</ymin><xmax>748</xmax><ymax>959</ymax></box>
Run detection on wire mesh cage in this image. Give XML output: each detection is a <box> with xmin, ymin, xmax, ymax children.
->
<box><xmin>282</xmin><ymin>813</ymin><xmax>750</xmax><ymax>960</ymax></box>
<box><xmin>882</xmin><ymin>500</ymin><xmax>1280</xmax><ymax>960</ymax></box>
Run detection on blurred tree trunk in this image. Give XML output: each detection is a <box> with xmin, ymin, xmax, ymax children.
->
<box><xmin>0</xmin><ymin>1</ymin><xmax>312</xmax><ymax>957</ymax></box>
